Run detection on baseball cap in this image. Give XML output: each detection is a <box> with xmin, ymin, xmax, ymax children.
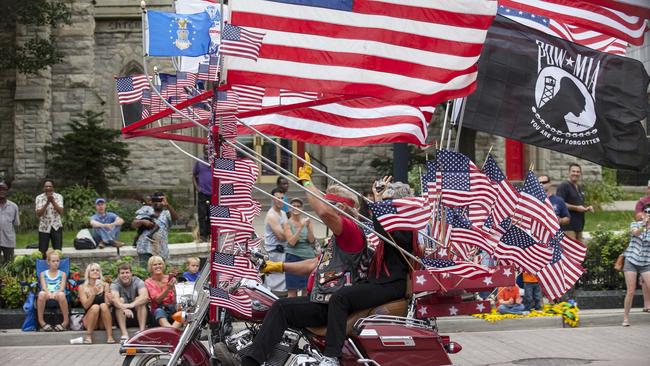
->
<box><xmin>95</xmin><ymin>198</ymin><xmax>106</xmax><ymax>204</ymax></box>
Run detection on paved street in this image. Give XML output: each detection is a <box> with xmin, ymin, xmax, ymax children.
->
<box><xmin>1</xmin><ymin>323</ymin><xmax>648</xmax><ymax>366</ymax></box>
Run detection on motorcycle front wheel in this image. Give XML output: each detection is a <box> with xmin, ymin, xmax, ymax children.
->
<box><xmin>122</xmin><ymin>355</ymin><xmax>190</xmax><ymax>366</ymax></box>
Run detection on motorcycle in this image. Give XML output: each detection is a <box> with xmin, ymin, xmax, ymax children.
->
<box><xmin>119</xmin><ymin>249</ymin><xmax>462</xmax><ymax>366</ymax></box>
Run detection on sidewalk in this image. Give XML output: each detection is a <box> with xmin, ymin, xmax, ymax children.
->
<box><xmin>1</xmin><ymin>308</ymin><xmax>647</xmax><ymax>347</ymax></box>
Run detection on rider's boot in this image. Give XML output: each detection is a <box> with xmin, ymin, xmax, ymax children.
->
<box><xmin>319</xmin><ymin>356</ymin><xmax>340</xmax><ymax>366</ymax></box>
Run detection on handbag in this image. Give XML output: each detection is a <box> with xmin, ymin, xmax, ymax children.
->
<box><xmin>614</xmin><ymin>255</ymin><xmax>625</xmax><ymax>272</ymax></box>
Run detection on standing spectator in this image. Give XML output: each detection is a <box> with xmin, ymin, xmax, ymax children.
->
<box><xmin>634</xmin><ymin>180</ymin><xmax>650</xmax><ymax>221</ymax></box>
<box><xmin>35</xmin><ymin>179</ymin><xmax>64</xmax><ymax>259</ymax></box>
<box><xmin>110</xmin><ymin>263</ymin><xmax>149</xmax><ymax>341</ymax></box>
<box><xmin>496</xmin><ymin>285</ymin><xmax>527</xmax><ymax>315</ymax></box>
<box><xmin>144</xmin><ymin>256</ymin><xmax>181</xmax><ymax>328</ymax></box>
<box><xmin>283</xmin><ymin>198</ymin><xmax>316</xmax><ymax>297</ymax></box>
<box><xmin>622</xmin><ymin>204</ymin><xmax>650</xmax><ymax>326</ymax></box>
<box><xmin>192</xmin><ymin>148</ymin><xmax>212</xmax><ymax>242</ymax></box>
<box><xmin>264</xmin><ymin>188</ymin><xmax>288</xmax><ymax>296</ymax></box>
<box><xmin>132</xmin><ymin>195</ymin><xmax>153</xmax><ymax>248</ymax></box>
<box><xmin>36</xmin><ymin>250</ymin><xmax>69</xmax><ymax>331</ymax></box>
<box><xmin>132</xmin><ymin>192</ymin><xmax>177</xmax><ymax>266</ymax></box>
<box><xmin>556</xmin><ymin>164</ymin><xmax>593</xmax><ymax>240</ymax></box>
<box><xmin>79</xmin><ymin>263</ymin><xmax>115</xmax><ymax>344</ymax></box>
<box><xmin>0</xmin><ymin>182</ymin><xmax>20</xmax><ymax>264</ymax></box>
<box><xmin>538</xmin><ymin>175</ymin><xmax>570</xmax><ymax>226</ymax></box>
<box><xmin>276</xmin><ymin>177</ymin><xmax>291</xmax><ymax>214</ymax></box>
<box><xmin>89</xmin><ymin>198</ymin><xmax>125</xmax><ymax>249</ymax></box>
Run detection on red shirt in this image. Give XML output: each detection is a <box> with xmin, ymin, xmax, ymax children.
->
<box><xmin>635</xmin><ymin>196</ymin><xmax>650</xmax><ymax>215</ymax></box>
<box><xmin>145</xmin><ymin>278</ymin><xmax>175</xmax><ymax>312</ymax></box>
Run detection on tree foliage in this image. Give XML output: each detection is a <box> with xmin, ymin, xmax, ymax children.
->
<box><xmin>0</xmin><ymin>0</ymin><xmax>71</xmax><ymax>74</ymax></box>
<box><xmin>47</xmin><ymin>111</ymin><xmax>131</xmax><ymax>194</ymax></box>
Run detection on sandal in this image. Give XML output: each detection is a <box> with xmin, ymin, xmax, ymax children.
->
<box><xmin>622</xmin><ymin>320</ymin><xmax>630</xmax><ymax>327</ymax></box>
<box><xmin>106</xmin><ymin>338</ymin><xmax>116</xmax><ymax>344</ymax></box>
<box><xmin>83</xmin><ymin>336</ymin><xmax>93</xmax><ymax>344</ymax></box>
<box><xmin>120</xmin><ymin>335</ymin><xmax>129</xmax><ymax>343</ymax></box>
<box><xmin>54</xmin><ymin>324</ymin><xmax>66</xmax><ymax>332</ymax></box>
<box><xmin>41</xmin><ymin>324</ymin><xmax>53</xmax><ymax>332</ymax></box>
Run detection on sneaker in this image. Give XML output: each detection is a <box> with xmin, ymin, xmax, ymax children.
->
<box><xmin>112</xmin><ymin>240</ymin><xmax>125</xmax><ymax>248</ymax></box>
<box><xmin>98</xmin><ymin>241</ymin><xmax>105</xmax><ymax>249</ymax></box>
<box><xmin>319</xmin><ymin>356</ymin><xmax>340</xmax><ymax>366</ymax></box>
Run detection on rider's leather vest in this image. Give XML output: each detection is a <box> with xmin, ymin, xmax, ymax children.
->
<box><xmin>310</xmin><ymin>225</ymin><xmax>370</xmax><ymax>304</ymax></box>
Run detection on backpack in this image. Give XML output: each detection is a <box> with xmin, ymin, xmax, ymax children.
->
<box><xmin>73</xmin><ymin>229</ymin><xmax>97</xmax><ymax>250</ymax></box>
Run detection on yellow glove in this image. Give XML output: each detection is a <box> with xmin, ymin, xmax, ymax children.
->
<box><xmin>297</xmin><ymin>152</ymin><xmax>313</xmax><ymax>183</ymax></box>
<box><xmin>261</xmin><ymin>261</ymin><xmax>284</xmax><ymax>274</ymax></box>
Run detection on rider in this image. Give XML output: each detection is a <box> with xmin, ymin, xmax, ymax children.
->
<box><xmin>243</xmin><ymin>162</ymin><xmax>413</xmax><ymax>366</ymax></box>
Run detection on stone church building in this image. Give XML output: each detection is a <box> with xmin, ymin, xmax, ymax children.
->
<box><xmin>1</xmin><ymin>1</ymin><xmax>648</xmax><ymax>196</ymax></box>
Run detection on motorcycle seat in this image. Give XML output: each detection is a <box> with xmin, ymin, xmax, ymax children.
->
<box><xmin>305</xmin><ymin>298</ymin><xmax>407</xmax><ymax>337</ymax></box>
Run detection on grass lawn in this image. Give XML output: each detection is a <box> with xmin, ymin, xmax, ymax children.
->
<box><xmin>15</xmin><ymin>230</ymin><xmax>195</xmax><ymax>249</ymax></box>
<box><xmin>583</xmin><ymin>210</ymin><xmax>635</xmax><ymax>233</ymax></box>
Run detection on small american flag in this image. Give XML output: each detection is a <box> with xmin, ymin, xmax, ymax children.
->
<box><xmin>210</xmin><ymin>205</ymin><xmax>254</xmax><ymax>233</ymax></box>
<box><xmin>175</xmin><ymin>72</ymin><xmax>198</xmax><ymax>101</ymax></box>
<box><xmin>495</xmin><ymin>223</ymin><xmax>552</xmax><ymax>274</ymax></box>
<box><xmin>536</xmin><ymin>231</ymin><xmax>585</xmax><ymax>300</ymax></box>
<box><xmin>421</xmin><ymin>257</ymin><xmax>491</xmax><ymax>280</ymax></box>
<box><xmin>212</xmin><ymin>252</ymin><xmax>259</xmax><ymax>282</ymax></box>
<box><xmin>514</xmin><ymin>171</ymin><xmax>560</xmax><ymax>244</ymax></box>
<box><xmin>214</xmin><ymin>91</ymin><xmax>240</xmax><ymax>117</ymax></box>
<box><xmin>213</xmin><ymin>158</ymin><xmax>258</xmax><ymax>185</ymax></box>
<box><xmin>209</xmin><ymin>287</ymin><xmax>252</xmax><ymax>317</ymax></box>
<box><xmin>217</xmin><ymin>116</ymin><xmax>238</xmax><ymax>139</ymax></box>
<box><xmin>232</xmin><ymin>84</ymin><xmax>265</xmax><ymax>113</ymax></box>
<box><xmin>360</xmin><ymin>219</ymin><xmax>381</xmax><ymax>250</ymax></box>
<box><xmin>446</xmin><ymin>208</ymin><xmax>496</xmax><ymax>255</ymax></box>
<box><xmin>219</xmin><ymin>183</ymin><xmax>254</xmax><ymax>207</ymax></box>
<box><xmin>482</xmin><ymin>154</ymin><xmax>519</xmax><ymax>232</ymax></box>
<box><xmin>115</xmin><ymin>75</ymin><xmax>150</xmax><ymax>104</ymax></box>
<box><xmin>557</xmin><ymin>230</ymin><xmax>587</xmax><ymax>264</ymax></box>
<box><xmin>220</xmin><ymin>145</ymin><xmax>237</xmax><ymax>160</ymax></box>
<box><xmin>220</xmin><ymin>23</ymin><xmax>265</xmax><ymax>61</ymax></box>
<box><xmin>369</xmin><ymin>197</ymin><xmax>430</xmax><ymax>232</ymax></box>
<box><xmin>421</xmin><ymin>159</ymin><xmax>438</xmax><ymax>207</ymax></box>
<box><xmin>159</xmin><ymin>73</ymin><xmax>178</xmax><ymax>100</ymax></box>
<box><xmin>198</xmin><ymin>55</ymin><xmax>220</xmax><ymax>81</ymax></box>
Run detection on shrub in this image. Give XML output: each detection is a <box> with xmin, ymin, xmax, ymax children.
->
<box><xmin>579</xmin><ymin>230</ymin><xmax>628</xmax><ymax>290</ymax></box>
<box><xmin>583</xmin><ymin>180</ymin><xmax>623</xmax><ymax>211</ymax></box>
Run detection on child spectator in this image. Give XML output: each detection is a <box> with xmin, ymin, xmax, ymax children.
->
<box><xmin>182</xmin><ymin>257</ymin><xmax>201</xmax><ymax>282</ymax></box>
<box><xmin>36</xmin><ymin>250</ymin><xmax>69</xmax><ymax>331</ymax></box>
<box><xmin>522</xmin><ymin>271</ymin><xmax>543</xmax><ymax>311</ymax></box>
<box><xmin>145</xmin><ymin>256</ymin><xmax>181</xmax><ymax>328</ymax></box>
<box><xmin>79</xmin><ymin>263</ymin><xmax>115</xmax><ymax>344</ymax></box>
<box><xmin>496</xmin><ymin>285</ymin><xmax>527</xmax><ymax>315</ymax></box>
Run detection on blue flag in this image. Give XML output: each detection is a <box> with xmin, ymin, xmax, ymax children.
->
<box><xmin>146</xmin><ymin>10</ymin><xmax>212</xmax><ymax>57</ymax></box>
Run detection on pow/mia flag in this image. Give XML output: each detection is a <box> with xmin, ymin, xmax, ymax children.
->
<box><xmin>463</xmin><ymin>16</ymin><xmax>650</xmax><ymax>171</ymax></box>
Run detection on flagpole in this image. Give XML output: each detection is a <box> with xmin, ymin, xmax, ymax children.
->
<box><xmin>439</xmin><ymin>100</ymin><xmax>450</xmax><ymax>151</ymax></box>
<box><xmin>453</xmin><ymin>97</ymin><xmax>467</xmax><ymax>152</ymax></box>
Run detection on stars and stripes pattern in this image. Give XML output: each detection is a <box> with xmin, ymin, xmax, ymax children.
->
<box><xmin>209</xmin><ymin>287</ymin><xmax>252</xmax><ymax>317</ymax></box>
<box><xmin>225</xmin><ymin>0</ymin><xmax>497</xmax><ymax>106</ymax></box>
<box><xmin>446</xmin><ymin>208</ymin><xmax>496</xmax><ymax>254</ymax></box>
<box><xmin>219</xmin><ymin>182</ymin><xmax>254</xmax><ymax>207</ymax></box>
<box><xmin>421</xmin><ymin>160</ymin><xmax>439</xmax><ymax>207</ymax></box>
<box><xmin>421</xmin><ymin>257</ymin><xmax>491</xmax><ymax>280</ymax></box>
<box><xmin>369</xmin><ymin>197</ymin><xmax>430</xmax><ymax>232</ymax></box>
<box><xmin>495</xmin><ymin>223</ymin><xmax>552</xmax><ymax>274</ymax></box>
<box><xmin>212</xmin><ymin>252</ymin><xmax>259</xmax><ymax>282</ymax></box>
<box><xmin>232</xmin><ymin>84</ymin><xmax>265</xmax><ymax>113</ymax></box>
<box><xmin>213</xmin><ymin>158</ymin><xmax>258</xmax><ymax>185</ymax></box>
<box><xmin>513</xmin><ymin>171</ymin><xmax>560</xmax><ymax>244</ymax></box>
<box><xmin>220</xmin><ymin>23</ymin><xmax>265</xmax><ymax>61</ymax></box>
<box><xmin>482</xmin><ymin>154</ymin><xmax>520</xmax><ymax>232</ymax></box>
<box><xmin>115</xmin><ymin>75</ymin><xmax>150</xmax><ymax>104</ymax></box>
<box><xmin>536</xmin><ymin>231</ymin><xmax>585</xmax><ymax>300</ymax></box>
<box><xmin>198</xmin><ymin>55</ymin><xmax>220</xmax><ymax>81</ymax></box>
<box><xmin>214</xmin><ymin>91</ymin><xmax>240</xmax><ymax>117</ymax></box>
<box><xmin>360</xmin><ymin>219</ymin><xmax>381</xmax><ymax>250</ymax></box>
<box><xmin>209</xmin><ymin>205</ymin><xmax>254</xmax><ymax>233</ymax></box>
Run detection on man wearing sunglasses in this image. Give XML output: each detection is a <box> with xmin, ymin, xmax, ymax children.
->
<box><xmin>556</xmin><ymin>164</ymin><xmax>593</xmax><ymax>240</ymax></box>
<box><xmin>538</xmin><ymin>175</ymin><xmax>570</xmax><ymax>226</ymax></box>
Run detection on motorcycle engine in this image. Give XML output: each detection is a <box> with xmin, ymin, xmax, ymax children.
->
<box><xmin>224</xmin><ymin>328</ymin><xmax>302</xmax><ymax>366</ymax></box>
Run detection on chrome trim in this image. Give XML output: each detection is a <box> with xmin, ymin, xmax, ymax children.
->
<box><xmin>347</xmin><ymin>338</ymin><xmax>378</xmax><ymax>366</ymax></box>
<box><xmin>354</xmin><ymin>315</ymin><xmax>431</xmax><ymax>331</ymax></box>
<box><xmin>119</xmin><ymin>345</ymin><xmax>171</xmax><ymax>356</ymax></box>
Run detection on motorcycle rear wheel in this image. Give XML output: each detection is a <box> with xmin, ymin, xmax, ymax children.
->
<box><xmin>122</xmin><ymin>355</ymin><xmax>190</xmax><ymax>366</ymax></box>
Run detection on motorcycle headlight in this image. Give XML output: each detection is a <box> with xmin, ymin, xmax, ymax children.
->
<box><xmin>192</xmin><ymin>288</ymin><xmax>200</xmax><ymax>304</ymax></box>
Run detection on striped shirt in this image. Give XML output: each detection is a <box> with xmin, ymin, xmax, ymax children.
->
<box><xmin>625</xmin><ymin>221</ymin><xmax>650</xmax><ymax>266</ymax></box>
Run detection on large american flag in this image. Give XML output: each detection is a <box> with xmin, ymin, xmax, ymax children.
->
<box><xmin>225</xmin><ymin>0</ymin><xmax>497</xmax><ymax>106</ymax></box>
<box><xmin>220</xmin><ymin>23</ymin><xmax>265</xmax><ymax>61</ymax></box>
<box><xmin>210</xmin><ymin>205</ymin><xmax>255</xmax><ymax>233</ymax></box>
<box><xmin>482</xmin><ymin>154</ymin><xmax>519</xmax><ymax>232</ymax></box>
<box><xmin>212</xmin><ymin>252</ymin><xmax>259</xmax><ymax>282</ymax></box>
<box><xmin>369</xmin><ymin>197</ymin><xmax>430</xmax><ymax>232</ymax></box>
<box><xmin>499</xmin><ymin>0</ymin><xmax>648</xmax><ymax>47</ymax></box>
<box><xmin>513</xmin><ymin>171</ymin><xmax>560</xmax><ymax>244</ymax></box>
<box><xmin>232</xmin><ymin>84</ymin><xmax>265</xmax><ymax>113</ymax></box>
<box><xmin>213</xmin><ymin>158</ymin><xmax>258</xmax><ymax>185</ymax></box>
<box><xmin>209</xmin><ymin>287</ymin><xmax>252</xmax><ymax>317</ymax></box>
<box><xmin>115</xmin><ymin>75</ymin><xmax>150</xmax><ymax>104</ymax></box>
<box><xmin>421</xmin><ymin>257</ymin><xmax>491</xmax><ymax>280</ymax></box>
<box><xmin>446</xmin><ymin>208</ymin><xmax>496</xmax><ymax>254</ymax></box>
<box><xmin>536</xmin><ymin>231</ymin><xmax>585</xmax><ymax>300</ymax></box>
<box><xmin>495</xmin><ymin>222</ymin><xmax>552</xmax><ymax>274</ymax></box>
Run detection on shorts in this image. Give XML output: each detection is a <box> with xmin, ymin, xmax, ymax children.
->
<box><xmin>623</xmin><ymin>259</ymin><xmax>650</xmax><ymax>273</ymax></box>
<box><xmin>284</xmin><ymin>253</ymin><xmax>309</xmax><ymax>290</ymax></box>
<box><xmin>153</xmin><ymin>304</ymin><xmax>177</xmax><ymax>322</ymax></box>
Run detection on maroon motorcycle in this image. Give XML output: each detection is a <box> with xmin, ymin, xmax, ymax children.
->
<box><xmin>119</xmin><ymin>252</ymin><xmax>463</xmax><ymax>366</ymax></box>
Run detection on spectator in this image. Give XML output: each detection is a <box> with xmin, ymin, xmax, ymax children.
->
<box><xmin>89</xmin><ymin>198</ymin><xmax>125</xmax><ymax>249</ymax></box>
<box><xmin>132</xmin><ymin>195</ymin><xmax>153</xmax><ymax>248</ymax></box>
<box><xmin>521</xmin><ymin>271</ymin><xmax>542</xmax><ymax>311</ymax></box>
<box><xmin>496</xmin><ymin>285</ymin><xmax>527</xmax><ymax>315</ymax></box>
<box><xmin>133</xmin><ymin>192</ymin><xmax>177</xmax><ymax>266</ymax></box>
<box><xmin>182</xmin><ymin>257</ymin><xmax>201</xmax><ymax>282</ymax></box>
<box><xmin>283</xmin><ymin>198</ymin><xmax>316</xmax><ymax>297</ymax></box>
<box><xmin>556</xmin><ymin>164</ymin><xmax>593</xmax><ymax>240</ymax></box>
<box><xmin>538</xmin><ymin>175</ymin><xmax>570</xmax><ymax>226</ymax></box>
<box><xmin>634</xmin><ymin>180</ymin><xmax>650</xmax><ymax>221</ymax></box>
<box><xmin>79</xmin><ymin>263</ymin><xmax>115</xmax><ymax>344</ymax></box>
<box><xmin>144</xmin><ymin>256</ymin><xmax>181</xmax><ymax>328</ymax></box>
<box><xmin>110</xmin><ymin>263</ymin><xmax>149</xmax><ymax>341</ymax></box>
<box><xmin>36</xmin><ymin>250</ymin><xmax>69</xmax><ymax>331</ymax></box>
<box><xmin>264</xmin><ymin>187</ymin><xmax>288</xmax><ymax>296</ymax></box>
<box><xmin>0</xmin><ymin>182</ymin><xmax>20</xmax><ymax>264</ymax></box>
<box><xmin>622</xmin><ymin>204</ymin><xmax>650</xmax><ymax>326</ymax></box>
<box><xmin>35</xmin><ymin>179</ymin><xmax>64</xmax><ymax>259</ymax></box>
<box><xmin>192</xmin><ymin>147</ymin><xmax>212</xmax><ymax>242</ymax></box>
<box><xmin>276</xmin><ymin>176</ymin><xmax>291</xmax><ymax>214</ymax></box>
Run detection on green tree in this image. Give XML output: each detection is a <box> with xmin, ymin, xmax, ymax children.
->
<box><xmin>0</xmin><ymin>1</ymin><xmax>71</xmax><ymax>74</ymax></box>
<box><xmin>47</xmin><ymin>111</ymin><xmax>131</xmax><ymax>194</ymax></box>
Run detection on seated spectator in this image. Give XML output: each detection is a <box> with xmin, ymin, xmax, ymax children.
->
<box><xmin>144</xmin><ymin>256</ymin><xmax>181</xmax><ymax>328</ymax></box>
<box><xmin>182</xmin><ymin>257</ymin><xmax>200</xmax><ymax>282</ymax></box>
<box><xmin>110</xmin><ymin>263</ymin><xmax>149</xmax><ymax>341</ymax></box>
<box><xmin>36</xmin><ymin>249</ymin><xmax>69</xmax><ymax>331</ymax></box>
<box><xmin>79</xmin><ymin>263</ymin><xmax>115</xmax><ymax>344</ymax></box>
<box><xmin>89</xmin><ymin>198</ymin><xmax>124</xmax><ymax>249</ymax></box>
<box><xmin>497</xmin><ymin>285</ymin><xmax>527</xmax><ymax>315</ymax></box>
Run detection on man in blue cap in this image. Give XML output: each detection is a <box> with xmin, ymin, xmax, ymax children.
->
<box><xmin>90</xmin><ymin>198</ymin><xmax>125</xmax><ymax>249</ymax></box>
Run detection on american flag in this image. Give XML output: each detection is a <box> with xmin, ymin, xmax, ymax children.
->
<box><xmin>220</xmin><ymin>145</ymin><xmax>237</xmax><ymax>160</ymax></box>
<box><xmin>499</xmin><ymin>0</ymin><xmax>648</xmax><ymax>47</ymax></box>
<box><xmin>232</xmin><ymin>84</ymin><xmax>265</xmax><ymax>113</ymax></box>
<box><xmin>360</xmin><ymin>219</ymin><xmax>381</xmax><ymax>250</ymax></box>
<box><xmin>513</xmin><ymin>171</ymin><xmax>560</xmax><ymax>244</ymax></box>
<box><xmin>558</xmin><ymin>230</ymin><xmax>587</xmax><ymax>264</ymax></box>
<box><xmin>198</xmin><ymin>55</ymin><xmax>220</xmax><ymax>81</ymax></box>
<box><xmin>369</xmin><ymin>197</ymin><xmax>430</xmax><ymax>232</ymax></box>
<box><xmin>210</xmin><ymin>205</ymin><xmax>255</xmax><ymax>233</ymax></box>
<box><xmin>219</xmin><ymin>183</ymin><xmax>254</xmax><ymax>207</ymax></box>
<box><xmin>115</xmin><ymin>75</ymin><xmax>150</xmax><ymax>104</ymax></box>
<box><xmin>482</xmin><ymin>154</ymin><xmax>519</xmax><ymax>232</ymax></box>
<box><xmin>437</xmin><ymin>150</ymin><xmax>497</xmax><ymax>226</ymax></box>
<box><xmin>214</xmin><ymin>91</ymin><xmax>240</xmax><ymax>117</ymax></box>
<box><xmin>279</xmin><ymin>89</ymin><xmax>320</xmax><ymax>104</ymax></box>
<box><xmin>217</xmin><ymin>116</ymin><xmax>238</xmax><ymax>139</ymax></box>
<box><xmin>421</xmin><ymin>257</ymin><xmax>491</xmax><ymax>280</ymax></box>
<box><xmin>212</xmin><ymin>252</ymin><xmax>259</xmax><ymax>282</ymax></box>
<box><xmin>220</xmin><ymin>23</ymin><xmax>265</xmax><ymax>61</ymax></box>
<box><xmin>225</xmin><ymin>0</ymin><xmax>497</xmax><ymax>106</ymax></box>
<box><xmin>209</xmin><ymin>287</ymin><xmax>252</xmax><ymax>317</ymax></box>
<box><xmin>421</xmin><ymin>160</ymin><xmax>438</xmax><ymax>207</ymax></box>
<box><xmin>158</xmin><ymin>73</ymin><xmax>178</xmax><ymax>100</ymax></box>
<box><xmin>536</xmin><ymin>231</ymin><xmax>585</xmax><ymax>300</ymax></box>
<box><xmin>494</xmin><ymin>223</ymin><xmax>552</xmax><ymax>274</ymax></box>
<box><xmin>213</xmin><ymin>158</ymin><xmax>258</xmax><ymax>185</ymax></box>
<box><xmin>446</xmin><ymin>208</ymin><xmax>496</xmax><ymax>254</ymax></box>
<box><xmin>175</xmin><ymin>72</ymin><xmax>198</xmax><ymax>101</ymax></box>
